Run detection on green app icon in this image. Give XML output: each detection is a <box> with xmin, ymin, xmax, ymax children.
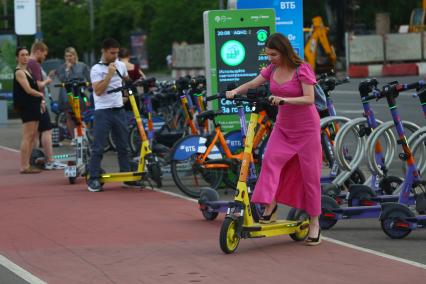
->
<box><xmin>220</xmin><ymin>40</ymin><xmax>246</xmax><ymax>66</ymax></box>
<box><xmin>257</xmin><ymin>29</ymin><xmax>268</xmax><ymax>42</ymax></box>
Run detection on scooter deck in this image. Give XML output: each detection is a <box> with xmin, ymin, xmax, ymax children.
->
<box><xmin>243</xmin><ymin>220</ymin><xmax>309</xmax><ymax>238</ymax></box>
<box><xmin>199</xmin><ymin>200</ymin><xmax>235</xmax><ymax>212</ymax></box>
<box><xmin>99</xmin><ymin>171</ymin><xmax>146</xmax><ymax>183</ymax></box>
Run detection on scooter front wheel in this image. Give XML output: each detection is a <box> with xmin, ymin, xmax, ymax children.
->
<box><xmin>287</xmin><ymin>209</ymin><xmax>310</xmax><ymax>241</ymax></box>
<box><xmin>219</xmin><ymin>217</ymin><xmax>241</xmax><ymax>254</ymax></box>
<box><xmin>199</xmin><ymin>188</ymin><xmax>220</xmax><ymax>221</ymax></box>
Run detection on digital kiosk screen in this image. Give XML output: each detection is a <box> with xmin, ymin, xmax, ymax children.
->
<box><xmin>215</xmin><ymin>26</ymin><xmax>270</xmax><ymax>114</ymax></box>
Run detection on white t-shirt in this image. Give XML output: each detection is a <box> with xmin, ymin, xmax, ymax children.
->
<box><xmin>90</xmin><ymin>59</ymin><xmax>128</xmax><ymax>110</ymax></box>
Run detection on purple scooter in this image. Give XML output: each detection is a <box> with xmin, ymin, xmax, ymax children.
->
<box><xmin>378</xmin><ymin>83</ymin><xmax>426</xmax><ymax>238</ymax></box>
<box><xmin>320</xmin><ymin>80</ymin><xmax>425</xmax><ymax>230</ymax></box>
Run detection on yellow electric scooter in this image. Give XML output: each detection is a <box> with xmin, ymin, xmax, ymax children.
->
<box><xmin>219</xmin><ymin>91</ymin><xmax>310</xmax><ymax>254</ymax></box>
<box><xmin>91</xmin><ymin>78</ymin><xmax>162</xmax><ymax>188</ymax></box>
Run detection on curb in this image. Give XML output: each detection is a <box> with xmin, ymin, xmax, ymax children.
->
<box><xmin>348</xmin><ymin>63</ymin><xmax>424</xmax><ymax>78</ymax></box>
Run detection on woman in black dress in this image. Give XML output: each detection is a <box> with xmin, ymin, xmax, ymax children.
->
<box><xmin>13</xmin><ymin>47</ymin><xmax>45</xmax><ymax>173</ymax></box>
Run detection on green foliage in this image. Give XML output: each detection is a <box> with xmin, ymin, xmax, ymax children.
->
<box><xmin>147</xmin><ymin>0</ymin><xmax>219</xmax><ymax>69</ymax></box>
<box><xmin>6</xmin><ymin>0</ymin><xmax>422</xmax><ymax>69</ymax></box>
<box><xmin>352</xmin><ymin>0</ymin><xmax>419</xmax><ymax>31</ymax></box>
<box><xmin>303</xmin><ymin>0</ymin><xmax>327</xmax><ymax>25</ymax></box>
<box><xmin>94</xmin><ymin>0</ymin><xmax>156</xmax><ymax>52</ymax></box>
<box><xmin>40</xmin><ymin>0</ymin><xmax>91</xmax><ymax>58</ymax></box>
<box><xmin>0</xmin><ymin>38</ymin><xmax>16</xmax><ymax>69</ymax></box>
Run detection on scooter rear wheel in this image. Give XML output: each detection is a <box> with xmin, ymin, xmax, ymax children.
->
<box><xmin>348</xmin><ymin>189</ymin><xmax>375</xmax><ymax>207</ymax></box>
<box><xmin>149</xmin><ymin>161</ymin><xmax>163</xmax><ymax>188</ymax></box>
<box><xmin>30</xmin><ymin>149</ymin><xmax>46</xmax><ymax>168</ymax></box>
<box><xmin>219</xmin><ymin>217</ymin><xmax>241</xmax><ymax>254</ymax></box>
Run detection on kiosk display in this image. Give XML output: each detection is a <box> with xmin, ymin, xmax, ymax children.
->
<box><xmin>203</xmin><ymin>9</ymin><xmax>276</xmax><ymax>130</ymax></box>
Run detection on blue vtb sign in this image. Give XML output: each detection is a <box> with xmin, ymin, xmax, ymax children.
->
<box><xmin>236</xmin><ymin>0</ymin><xmax>304</xmax><ymax>58</ymax></box>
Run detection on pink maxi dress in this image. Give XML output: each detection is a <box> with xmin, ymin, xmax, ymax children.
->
<box><xmin>251</xmin><ymin>63</ymin><xmax>322</xmax><ymax>216</ymax></box>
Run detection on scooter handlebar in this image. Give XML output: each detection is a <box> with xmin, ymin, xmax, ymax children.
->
<box><xmin>107</xmin><ymin>77</ymin><xmax>157</xmax><ymax>94</ymax></box>
<box><xmin>396</xmin><ymin>80</ymin><xmax>426</xmax><ymax>92</ymax></box>
<box><xmin>54</xmin><ymin>80</ymin><xmax>90</xmax><ymax>88</ymax></box>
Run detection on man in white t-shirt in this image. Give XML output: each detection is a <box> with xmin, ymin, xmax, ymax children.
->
<box><xmin>87</xmin><ymin>38</ymin><xmax>136</xmax><ymax>192</ymax></box>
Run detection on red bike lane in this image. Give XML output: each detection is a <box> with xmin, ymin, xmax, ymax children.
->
<box><xmin>0</xmin><ymin>148</ymin><xmax>425</xmax><ymax>284</ymax></box>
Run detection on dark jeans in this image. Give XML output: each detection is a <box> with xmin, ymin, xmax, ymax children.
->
<box><xmin>88</xmin><ymin>108</ymin><xmax>130</xmax><ymax>180</ymax></box>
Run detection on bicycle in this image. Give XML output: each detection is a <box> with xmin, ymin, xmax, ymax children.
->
<box><xmin>170</xmin><ymin>86</ymin><xmax>273</xmax><ymax>198</ymax></box>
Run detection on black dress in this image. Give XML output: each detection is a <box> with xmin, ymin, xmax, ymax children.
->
<box><xmin>13</xmin><ymin>68</ymin><xmax>42</xmax><ymax>123</ymax></box>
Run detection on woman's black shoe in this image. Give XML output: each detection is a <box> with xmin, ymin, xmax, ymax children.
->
<box><xmin>305</xmin><ymin>228</ymin><xmax>321</xmax><ymax>246</ymax></box>
<box><xmin>259</xmin><ymin>205</ymin><xmax>278</xmax><ymax>224</ymax></box>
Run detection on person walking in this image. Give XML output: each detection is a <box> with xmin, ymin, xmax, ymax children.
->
<box><xmin>87</xmin><ymin>38</ymin><xmax>140</xmax><ymax>192</ymax></box>
<box><xmin>226</xmin><ymin>33</ymin><xmax>322</xmax><ymax>245</ymax></box>
<box><xmin>13</xmin><ymin>47</ymin><xmax>44</xmax><ymax>174</ymax></box>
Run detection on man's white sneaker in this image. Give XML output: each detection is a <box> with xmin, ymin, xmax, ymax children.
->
<box><xmin>44</xmin><ymin>160</ymin><xmax>67</xmax><ymax>170</ymax></box>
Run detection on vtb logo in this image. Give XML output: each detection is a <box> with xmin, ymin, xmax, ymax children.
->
<box><xmin>280</xmin><ymin>1</ymin><xmax>296</xmax><ymax>9</ymax></box>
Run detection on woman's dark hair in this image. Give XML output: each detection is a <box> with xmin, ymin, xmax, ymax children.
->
<box><xmin>15</xmin><ymin>46</ymin><xmax>28</xmax><ymax>56</ymax></box>
<box><xmin>119</xmin><ymin>47</ymin><xmax>131</xmax><ymax>58</ymax></box>
<box><xmin>266</xmin><ymin>33</ymin><xmax>303</xmax><ymax>68</ymax></box>
<box><xmin>102</xmin><ymin>37</ymin><xmax>120</xmax><ymax>50</ymax></box>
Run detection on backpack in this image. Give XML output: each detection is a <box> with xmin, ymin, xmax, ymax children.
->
<box><xmin>295</xmin><ymin>67</ymin><xmax>328</xmax><ymax>112</ymax></box>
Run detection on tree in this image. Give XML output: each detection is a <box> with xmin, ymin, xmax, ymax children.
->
<box><xmin>40</xmin><ymin>0</ymin><xmax>91</xmax><ymax>58</ymax></box>
<box><xmin>147</xmin><ymin>0</ymin><xmax>219</xmax><ymax>69</ymax></box>
<box><xmin>94</xmin><ymin>0</ymin><xmax>155</xmax><ymax>54</ymax></box>
<box><xmin>11</xmin><ymin>0</ymin><xmax>421</xmax><ymax>69</ymax></box>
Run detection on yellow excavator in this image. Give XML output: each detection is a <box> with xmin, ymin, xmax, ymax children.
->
<box><xmin>409</xmin><ymin>0</ymin><xmax>426</xmax><ymax>32</ymax></box>
<box><xmin>303</xmin><ymin>16</ymin><xmax>336</xmax><ymax>72</ymax></box>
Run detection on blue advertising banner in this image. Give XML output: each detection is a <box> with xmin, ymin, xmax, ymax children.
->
<box><xmin>236</xmin><ymin>0</ymin><xmax>304</xmax><ymax>58</ymax></box>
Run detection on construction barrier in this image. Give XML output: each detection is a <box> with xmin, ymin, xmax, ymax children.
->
<box><xmin>347</xmin><ymin>32</ymin><xmax>426</xmax><ymax>77</ymax></box>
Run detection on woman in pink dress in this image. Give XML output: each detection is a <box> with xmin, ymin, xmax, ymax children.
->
<box><xmin>226</xmin><ymin>33</ymin><xmax>322</xmax><ymax>245</ymax></box>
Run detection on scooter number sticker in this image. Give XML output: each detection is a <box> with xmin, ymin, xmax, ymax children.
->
<box><xmin>331</xmin><ymin>162</ymin><xmax>339</xmax><ymax>176</ymax></box>
<box><xmin>65</xmin><ymin>166</ymin><xmax>77</xmax><ymax>177</ymax></box>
